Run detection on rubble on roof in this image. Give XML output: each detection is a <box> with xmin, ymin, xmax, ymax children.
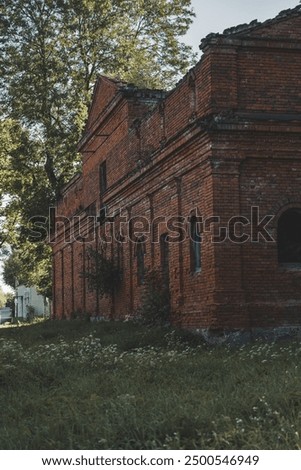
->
<box><xmin>199</xmin><ymin>4</ymin><xmax>301</xmax><ymax>50</ymax></box>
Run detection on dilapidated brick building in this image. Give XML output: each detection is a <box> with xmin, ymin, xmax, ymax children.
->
<box><xmin>52</xmin><ymin>6</ymin><xmax>301</xmax><ymax>335</ymax></box>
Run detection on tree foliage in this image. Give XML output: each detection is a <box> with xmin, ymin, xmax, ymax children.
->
<box><xmin>0</xmin><ymin>119</ymin><xmax>53</xmax><ymax>296</ymax></box>
<box><xmin>0</xmin><ymin>286</ymin><xmax>9</xmax><ymax>308</ymax></box>
<box><xmin>2</xmin><ymin>245</ymin><xmax>52</xmax><ymax>298</ymax></box>
<box><xmin>0</xmin><ymin>0</ymin><xmax>195</xmax><ymax>296</ymax></box>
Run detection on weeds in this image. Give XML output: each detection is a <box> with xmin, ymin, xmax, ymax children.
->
<box><xmin>0</xmin><ymin>320</ymin><xmax>300</xmax><ymax>449</ymax></box>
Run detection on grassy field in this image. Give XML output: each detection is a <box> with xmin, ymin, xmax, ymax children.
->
<box><xmin>0</xmin><ymin>319</ymin><xmax>300</xmax><ymax>450</ymax></box>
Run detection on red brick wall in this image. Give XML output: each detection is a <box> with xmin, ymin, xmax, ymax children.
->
<box><xmin>250</xmin><ymin>15</ymin><xmax>301</xmax><ymax>39</ymax></box>
<box><xmin>237</xmin><ymin>48</ymin><xmax>301</xmax><ymax>112</ymax></box>
<box><xmin>52</xmin><ymin>10</ymin><xmax>301</xmax><ymax>331</ymax></box>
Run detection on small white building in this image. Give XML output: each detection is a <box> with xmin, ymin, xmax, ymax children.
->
<box><xmin>15</xmin><ymin>285</ymin><xmax>49</xmax><ymax>319</ymax></box>
<box><xmin>0</xmin><ymin>306</ymin><xmax>12</xmax><ymax>324</ymax></box>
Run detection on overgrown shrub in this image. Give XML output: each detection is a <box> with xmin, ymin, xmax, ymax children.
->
<box><xmin>138</xmin><ymin>269</ymin><xmax>170</xmax><ymax>326</ymax></box>
<box><xmin>26</xmin><ymin>305</ymin><xmax>36</xmax><ymax>323</ymax></box>
<box><xmin>82</xmin><ymin>245</ymin><xmax>121</xmax><ymax>297</ymax></box>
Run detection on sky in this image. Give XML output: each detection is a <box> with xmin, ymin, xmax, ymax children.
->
<box><xmin>0</xmin><ymin>0</ymin><xmax>299</xmax><ymax>293</ymax></box>
<box><xmin>185</xmin><ymin>0</ymin><xmax>299</xmax><ymax>54</ymax></box>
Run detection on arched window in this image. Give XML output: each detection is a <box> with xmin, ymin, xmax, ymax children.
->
<box><xmin>136</xmin><ymin>238</ymin><xmax>145</xmax><ymax>285</ymax></box>
<box><xmin>190</xmin><ymin>216</ymin><xmax>201</xmax><ymax>272</ymax></box>
<box><xmin>278</xmin><ymin>208</ymin><xmax>301</xmax><ymax>264</ymax></box>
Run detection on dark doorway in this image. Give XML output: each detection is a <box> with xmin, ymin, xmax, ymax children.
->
<box><xmin>278</xmin><ymin>208</ymin><xmax>301</xmax><ymax>263</ymax></box>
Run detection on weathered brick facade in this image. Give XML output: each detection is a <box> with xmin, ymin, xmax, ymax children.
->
<box><xmin>52</xmin><ymin>6</ymin><xmax>301</xmax><ymax>333</ymax></box>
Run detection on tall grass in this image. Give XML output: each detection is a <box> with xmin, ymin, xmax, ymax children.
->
<box><xmin>0</xmin><ymin>320</ymin><xmax>300</xmax><ymax>449</ymax></box>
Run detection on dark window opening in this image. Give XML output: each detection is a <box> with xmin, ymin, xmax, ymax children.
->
<box><xmin>190</xmin><ymin>216</ymin><xmax>201</xmax><ymax>272</ymax></box>
<box><xmin>278</xmin><ymin>208</ymin><xmax>301</xmax><ymax>264</ymax></box>
<box><xmin>85</xmin><ymin>202</ymin><xmax>96</xmax><ymax>216</ymax></box>
<box><xmin>160</xmin><ymin>233</ymin><xmax>169</xmax><ymax>282</ymax></box>
<box><xmin>99</xmin><ymin>162</ymin><xmax>107</xmax><ymax>194</ymax></box>
<box><xmin>116</xmin><ymin>234</ymin><xmax>124</xmax><ymax>280</ymax></box>
<box><xmin>97</xmin><ymin>204</ymin><xmax>107</xmax><ymax>225</ymax></box>
<box><xmin>86</xmin><ymin>255</ymin><xmax>93</xmax><ymax>292</ymax></box>
<box><xmin>136</xmin><ymin>238</ymin><xmax>145</xmax><ymax>285</ymax></box>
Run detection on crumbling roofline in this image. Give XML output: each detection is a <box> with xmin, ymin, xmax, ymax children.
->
<box><xmin>200</xmin><ymin>4</ymin><xmax>301</xmax><ymax>50</ymax></box>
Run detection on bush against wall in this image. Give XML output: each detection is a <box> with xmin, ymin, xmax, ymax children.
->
<box><xmin>138</xmin><ymin>269</ymin><xmax>170</xmax><ymax>326</ymax></box>
<box><xmin>82</xmin><ymin>245</ymin><xmax>121</xmax><ymax>298</ymax></box>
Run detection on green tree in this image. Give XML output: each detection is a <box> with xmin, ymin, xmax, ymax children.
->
<box><xmin>0</xmin><ymin>119</ymin><xmax>26</xmax><ymax>287</ymax></box>
<box><xmin>0</xmin><ymin>119</ymin><xmax>52</xmax><ymax>296</ymax></box>
<box><xmin>4</xmin><ymin>292</ymin><xmax>15</xmax><ymax>314</ymax></box>
<box><xmin>2</xmin><ymin>245</ymin><xmax>52</xmax><ymax>298</ymax></box>
<box><xmin>0</xmin><ymin>0</ymin><xmax>196</xmax><ymax>295</ymax></box>
<box><xmin>0</xmin><ymin>287</ymin><xmax>8</xmax><ymax>308</ymax></box>
<box><xmin>1</xmin><ymin>0</ymin><xmax>195</xmax><ymax>193</ymax></box>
